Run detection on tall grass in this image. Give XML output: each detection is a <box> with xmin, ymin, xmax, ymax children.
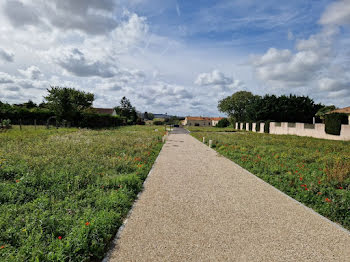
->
<box><xmin>0</xmin><ymin>126</ymin><xmax>163</xmax><ymax>261</ymax></box>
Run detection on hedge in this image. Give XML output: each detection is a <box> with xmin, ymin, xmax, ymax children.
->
<box><xmin>217</xmin><ymin>118</ymin><xmax>230</xmax><ymax>128</ymax></box>
<box><xmin>256</xmin><ymin>121</ymin><xmax>263</xmax><ymax>132</ymax></box>
<box><xmin>264</xmin><ymin>120</ymin><xmax>272</xmax><ymax>133</ymax></box>
<box><xmin>0</xmin><ymin>107</ymin><xmax>123</xmax><ymax>128</ymax></box>
<box><xmin>78</xmin><ymin>113</ymin><xmax>123</xmax><ymax>128</ymax></box>
<box><xmin>325</xmin><ymin>113</ymin><xmax>349</xmax><ymax>135</ymax></box>
<box><xmin>248</xmin><ymin>122</ymin><xmax>253</xmax><ymax>131</ymax></box>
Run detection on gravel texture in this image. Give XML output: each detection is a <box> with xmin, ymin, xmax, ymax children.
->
<box><xmin>108</xmin><ymin>132</ymin><xmax>350</xmax><ymax>262</ymax></box>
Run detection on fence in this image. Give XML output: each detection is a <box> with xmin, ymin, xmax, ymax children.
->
<box><xmin>235</xmin><ymin>122</ymin><xmax>350</xmax><ymax>141</ymax></box>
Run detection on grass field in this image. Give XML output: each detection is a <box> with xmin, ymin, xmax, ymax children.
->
<box><xmin>0</xmin><ymin>126</ymin><xmax>164</xmax><ymax>261</ymax></box>
<box><xmin>191</xmin><ymin>130</ymin><xmax>350</xmax><ymax>230</ymax></box>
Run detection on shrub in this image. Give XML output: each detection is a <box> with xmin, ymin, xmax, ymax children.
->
<box><xmin>153</xmin><ymin>120</ymin><xmax>163</xmax><ymax>126</ymax></box>
<box><xmin>0</xmin><ymin>119</ymin><xmax>11</xmax><ymax>129</ymax></box>
<box><xmin>249</xmin><ymin>122</ymin><xmax>253</xmax><ymax>131</ymax></box>
<box><xmin>256</xmin><ymin>121</ymin><xmax>263</xmax><ymax>132</ymax></box>
<box><xmin>217</xmin><ymin>118</ymin><xmax>230</xmax><ymax>128</ymax></box>
<box><xmin>325</xmin><ymin>113</ymin><xmax>349</xmax><ymax>135</ymax></box>
<box><xmin>79</xmin><ymin>113</ymin><xmax>122</xmax><ymax>128</ymax></box>
<box><xmin>264</xmin><ymin>120</ymin><xmax>271</xmax><ymax>133</ymax></box>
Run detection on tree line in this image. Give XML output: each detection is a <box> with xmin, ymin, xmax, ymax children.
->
<box><xmin>218</xmin><ymin>91</ymin><xmax>328</xmax><ymax>123</ymax></box>
<box><xmin>0</xmin><ymin>86</ymin><xmax>145</xmax><ymax>128</ymax></box>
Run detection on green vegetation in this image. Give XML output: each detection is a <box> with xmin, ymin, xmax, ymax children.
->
<box><xmin>0</xmin><ymin>126</ymin><xmax>163</xmax><ymax>261</ymax></box>
<box><xmin>325</xmin><ymin>113</ymin><xmax>349</xmax><ymax>135</ymax></box>
<box><xmin>0</xmin><ymin>89</ymin><xmax>142</xmax><ymax>128</ymax></box>
<box><xmin>191</xmin><ymin>131</ymin><xmax>350</xmax><ymax>230</ymax></box>
<box><xmin>218</xmin><ymin>91</ymin><xmax>324</xmax><ymax>123</ymax></box>
<box><xmin>216</xmin><ymin>118</ymin><xmax>230</xmax><ymax>128</ymax></box>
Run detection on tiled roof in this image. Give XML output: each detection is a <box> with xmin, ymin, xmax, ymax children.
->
<box><xmin>93</xmin><ymin>108</ymin><xmax>115</xmax><ymax>115</ymax></box>
<box><xmin>329</xmin><ymin>107</ymin><xmax>350</xmax><ymax>114</ymax></box>
<box><xmin>186</xmin><ymin>116</ymin><xmax>224</xmax><ymax>121</ymax></box>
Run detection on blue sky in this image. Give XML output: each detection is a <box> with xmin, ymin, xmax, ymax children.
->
<box><xmin>0</xmin><ymin>0</ymin><xmax>349</xmax><ymax>116</ymax></box>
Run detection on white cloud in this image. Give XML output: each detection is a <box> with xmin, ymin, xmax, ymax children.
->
<box><xmin>0</xmin><ymin>47</ymin><xmax>14</xmax><ymax>62</ymax></box>
<box><xmin>195</xmin><ymin>70</ymin><xmax>244</xmax><ymax>93</ymax></box>
<box><xmin>1</xmin><ymin>0</ymin><xmax>119</xmax><ymax>35</ymax></box>
<box><xmin>195</xmin><ymin>70</ymin><xmax>233</xmax><ymax>86</ymax></box>
<box><xmin>0</xmin><ymin>72</ymin><xmax>15</xmax><ymax>83</ymax></box>
<box><xmin>320</xmin><ymin>0</ymin><xmax>350</xmax><ymax>26</ymax></box>
<box><xmin>18</xmin><ymin>66</ymin><xmax>42</xmax><ymax>80</ymax></box>
<box><xmin>51</xmin><ymin>48</ymin><xmax>118</xmax><ymax>78</ymax></box>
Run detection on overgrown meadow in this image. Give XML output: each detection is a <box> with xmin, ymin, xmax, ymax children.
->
<box><xmin>0</xmin><ymin>126</ymin><xmax>163</xmax><ymax>261</ymax></box>
<box><xmin>190</xmin><ymin>129</ymin><xmax>350</xmax><ymax>230</ymax></box>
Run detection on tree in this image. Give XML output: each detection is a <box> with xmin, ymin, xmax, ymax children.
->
<box><xmin>45</xmin><ymin>86</ymin><xmax>94</xmax><ymax>122</ymax></box>
<box><xmin>148</xmin><ymin>113</ymin><xmax>154</xmax><ymax>120</ymax></box>
<box><xmin>316</xmin><ymin>105</ymin><xmax>336</xmax><ymax>120</ymax></box>
<box><xmin>218</xmin><ymin>91</ymin><xmax>260</xmax><ymax>122</ymax></box>
<box><xmin>216</xmin><ymin>118</ymin><xmax>230</xmax><ymax>128</ymax></box>
<box><xmin>115</xmin><ymin>97</ymin><xmax>137</xmax><ymax>123</ymax></box>
<box><xmin>218</xmin><ymin>92</ymin><xmax>324</xmax><ymax>123</ymax></box>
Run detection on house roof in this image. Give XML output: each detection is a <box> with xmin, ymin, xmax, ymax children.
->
<box><xmin>329</xmin><ymin>106</ymin><xmax>350</xmax><ymax>115</ymax></box>
<box><xmin>186</xmin><ymin>116</ymin><xmax>224</xmax><ymax>121</ymax></box>
<box><xmin>93</xmin><ymin>108</ymin><xmax>115</xmax><ymax>115</ymax></box>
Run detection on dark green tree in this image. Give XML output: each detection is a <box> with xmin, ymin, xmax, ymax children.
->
<box><xmin>316</xmin><ymin>105</ymin><xmax>336</xmax><ymax>120</ymax></box>
<box><xmin>218</xmin><ymin>91</ymin><xmax>260</xmax><ymax>122</ymax></box>
<box><xmin>45</xmin><ymin>86</ymin><xmax>94</xmax><ymax>122</ymax></box>
<box><xmin>115</xmin><ymin>97</ymin><xmax>137</xmax><ymax>123</ymax></box>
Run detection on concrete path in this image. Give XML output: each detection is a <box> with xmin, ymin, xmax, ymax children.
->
<box><xmin>108</xmin><ymin>131</ymin><xmax>350</xmax><ymax>261</ymax></box>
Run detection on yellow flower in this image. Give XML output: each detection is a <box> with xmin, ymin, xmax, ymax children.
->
<box><xmin>22</xmin><ymin>228</ymin><xmax>26</xmax><ymax>232</ymax></box>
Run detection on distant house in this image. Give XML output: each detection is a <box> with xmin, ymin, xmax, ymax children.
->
<box><xmin>93</xmin><ymin>108</ymin><xmax>117</xmax><ymax>116</ymax></box>
<box><xmin>329</xmin><ymin>106</ymin><xmax>350</xmax><ymax>123</ymax></box>
<box><xmin>183</xmin><ymin>116</ymin><xmax>224</xmax><ymax>127</ymax></box>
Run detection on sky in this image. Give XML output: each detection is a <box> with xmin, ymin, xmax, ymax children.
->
<box><xmin>0</xmin><ymin>0</ymin><xmax>349</xmax><ymax>116</ymax></box>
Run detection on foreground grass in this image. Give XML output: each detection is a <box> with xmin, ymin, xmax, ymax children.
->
<box><xmin>0</xmin><ymin>126</ymin><xmax>163</xmax><ymax>261</ymax></box>
<box><xmin>191</xmin><ymin>131</ymin><xmax>350</xmax><ymax>230</ymax></box>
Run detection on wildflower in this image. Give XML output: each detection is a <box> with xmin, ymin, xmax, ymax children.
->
<box><xmin>338</xmin><ymin>187</ymin><xmax>343</xmax><ymax>189</ymax></box>
<box><xmin>0</xmin><ymin>245</ymin><xmax>4</xmax><ymax>249</ymax></box>
<box><xmin>305</xmin><ymin>187</ymin><xmax>308</xmax><ymax>191</ymax></box>
<box><xmin>318</xmin><ymin>180</ymin><xmax>321</xmax><ymax>185</ymax></box>
<box><xmin>15</xmin><ymin>179</ymin><xmax>20</xmax><ymax>183</ymax></box>
<box><xmin>325</xmin><ymin>198</ymin><xmax>331</xmax><ymax>203</ymax></box>
<box><xmin>85</xmin><ymin>222</ymin><xmax>90</xmax><ymax>226</ymax></box>
<box><xmin>299</xmin><ymin>177</ymin><xmax>303</xmax><ymax>181</ymax></box>
<box><xmin>58</xmin><ymin>236</ymin><xmax>62</xmax><ymax>240</ymax></box>
<box><xmin>21</xmin><ymin>228</ymin><xmax>26</xmax><ymax>232</ymax></box>
<box><xmin>317</xmin><ymin>192</ymin><xmax>322</xmax><ymax>195</ymax></box>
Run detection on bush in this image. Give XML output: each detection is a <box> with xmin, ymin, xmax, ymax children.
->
<box><xmin>325</xmin><ymin>113</ymin><xmax>349</xmax><ymax>135</ymax></box>
<box><xmin>249</xmin><ymin>122</ymin><xmax>253</xmax><ymax>131</ymax></box>
<box><xmin>153</xmin><ymin>120</ymin><xmax>163</xmax><ymax>126</ymax></box>
<box><xmin>216</xmin><ymin>118</ymin><xmax>230</xmax><ymax>128</ymax></box>
<box><xmin>0</xmin><ymin>119</ymin><xmax>11</xmax><ymax>129</ymax></box>
<box><xmin>78</xmin><ymin>113</ymin><xmax>123</xmax><ymax>128</ymax></box>
<box><xmin>256</xmin><ymin>121</ymin><xmax>263</xmax><ymax>132</ymax></box>
<box><xmin>264</xmin><ymin>120</ymin><xmax>271</xmax><ymax>133</ymax></box>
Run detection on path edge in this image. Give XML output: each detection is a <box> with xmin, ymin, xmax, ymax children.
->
<box><xmin>102</xmin><ymin>142</ymin><xmax>166</xmax><ymax>262</ymax></box>
<box><xmin>190</xmin><ymin>134</ymin><xmax>350</xmax><ymax>236</ymax></box>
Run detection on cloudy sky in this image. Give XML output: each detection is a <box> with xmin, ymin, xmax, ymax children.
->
<box><xmin>0</xmin><ymin>0</ymin><xmax>349</xmax><ymax>116</ymax></box>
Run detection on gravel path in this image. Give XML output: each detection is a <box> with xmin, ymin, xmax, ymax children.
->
<box><xmin>107</xmin><ymin>132</ymin><xmax>350</xmax><ymax>261</ymax></box>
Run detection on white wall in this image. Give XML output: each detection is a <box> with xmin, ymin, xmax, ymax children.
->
<box><xmin>269</xmin><ymin>122</ymin><xmax>350</xmax><ymax>141</ymax></box>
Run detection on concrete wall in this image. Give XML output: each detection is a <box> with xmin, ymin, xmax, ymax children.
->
<box><xmin>269</xmin><ymin>122</ymin><xmax>350</xmax><ymax>141</ymax></box>
<box><xmin>235</xmin><ymin>121</ymin><xmax>349</xmax><ymax>140</ymax></box>
<box><xmin>185</xmin><ymin>120</ymin><xmax>212</xmax><ymax>127</ymax></box>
